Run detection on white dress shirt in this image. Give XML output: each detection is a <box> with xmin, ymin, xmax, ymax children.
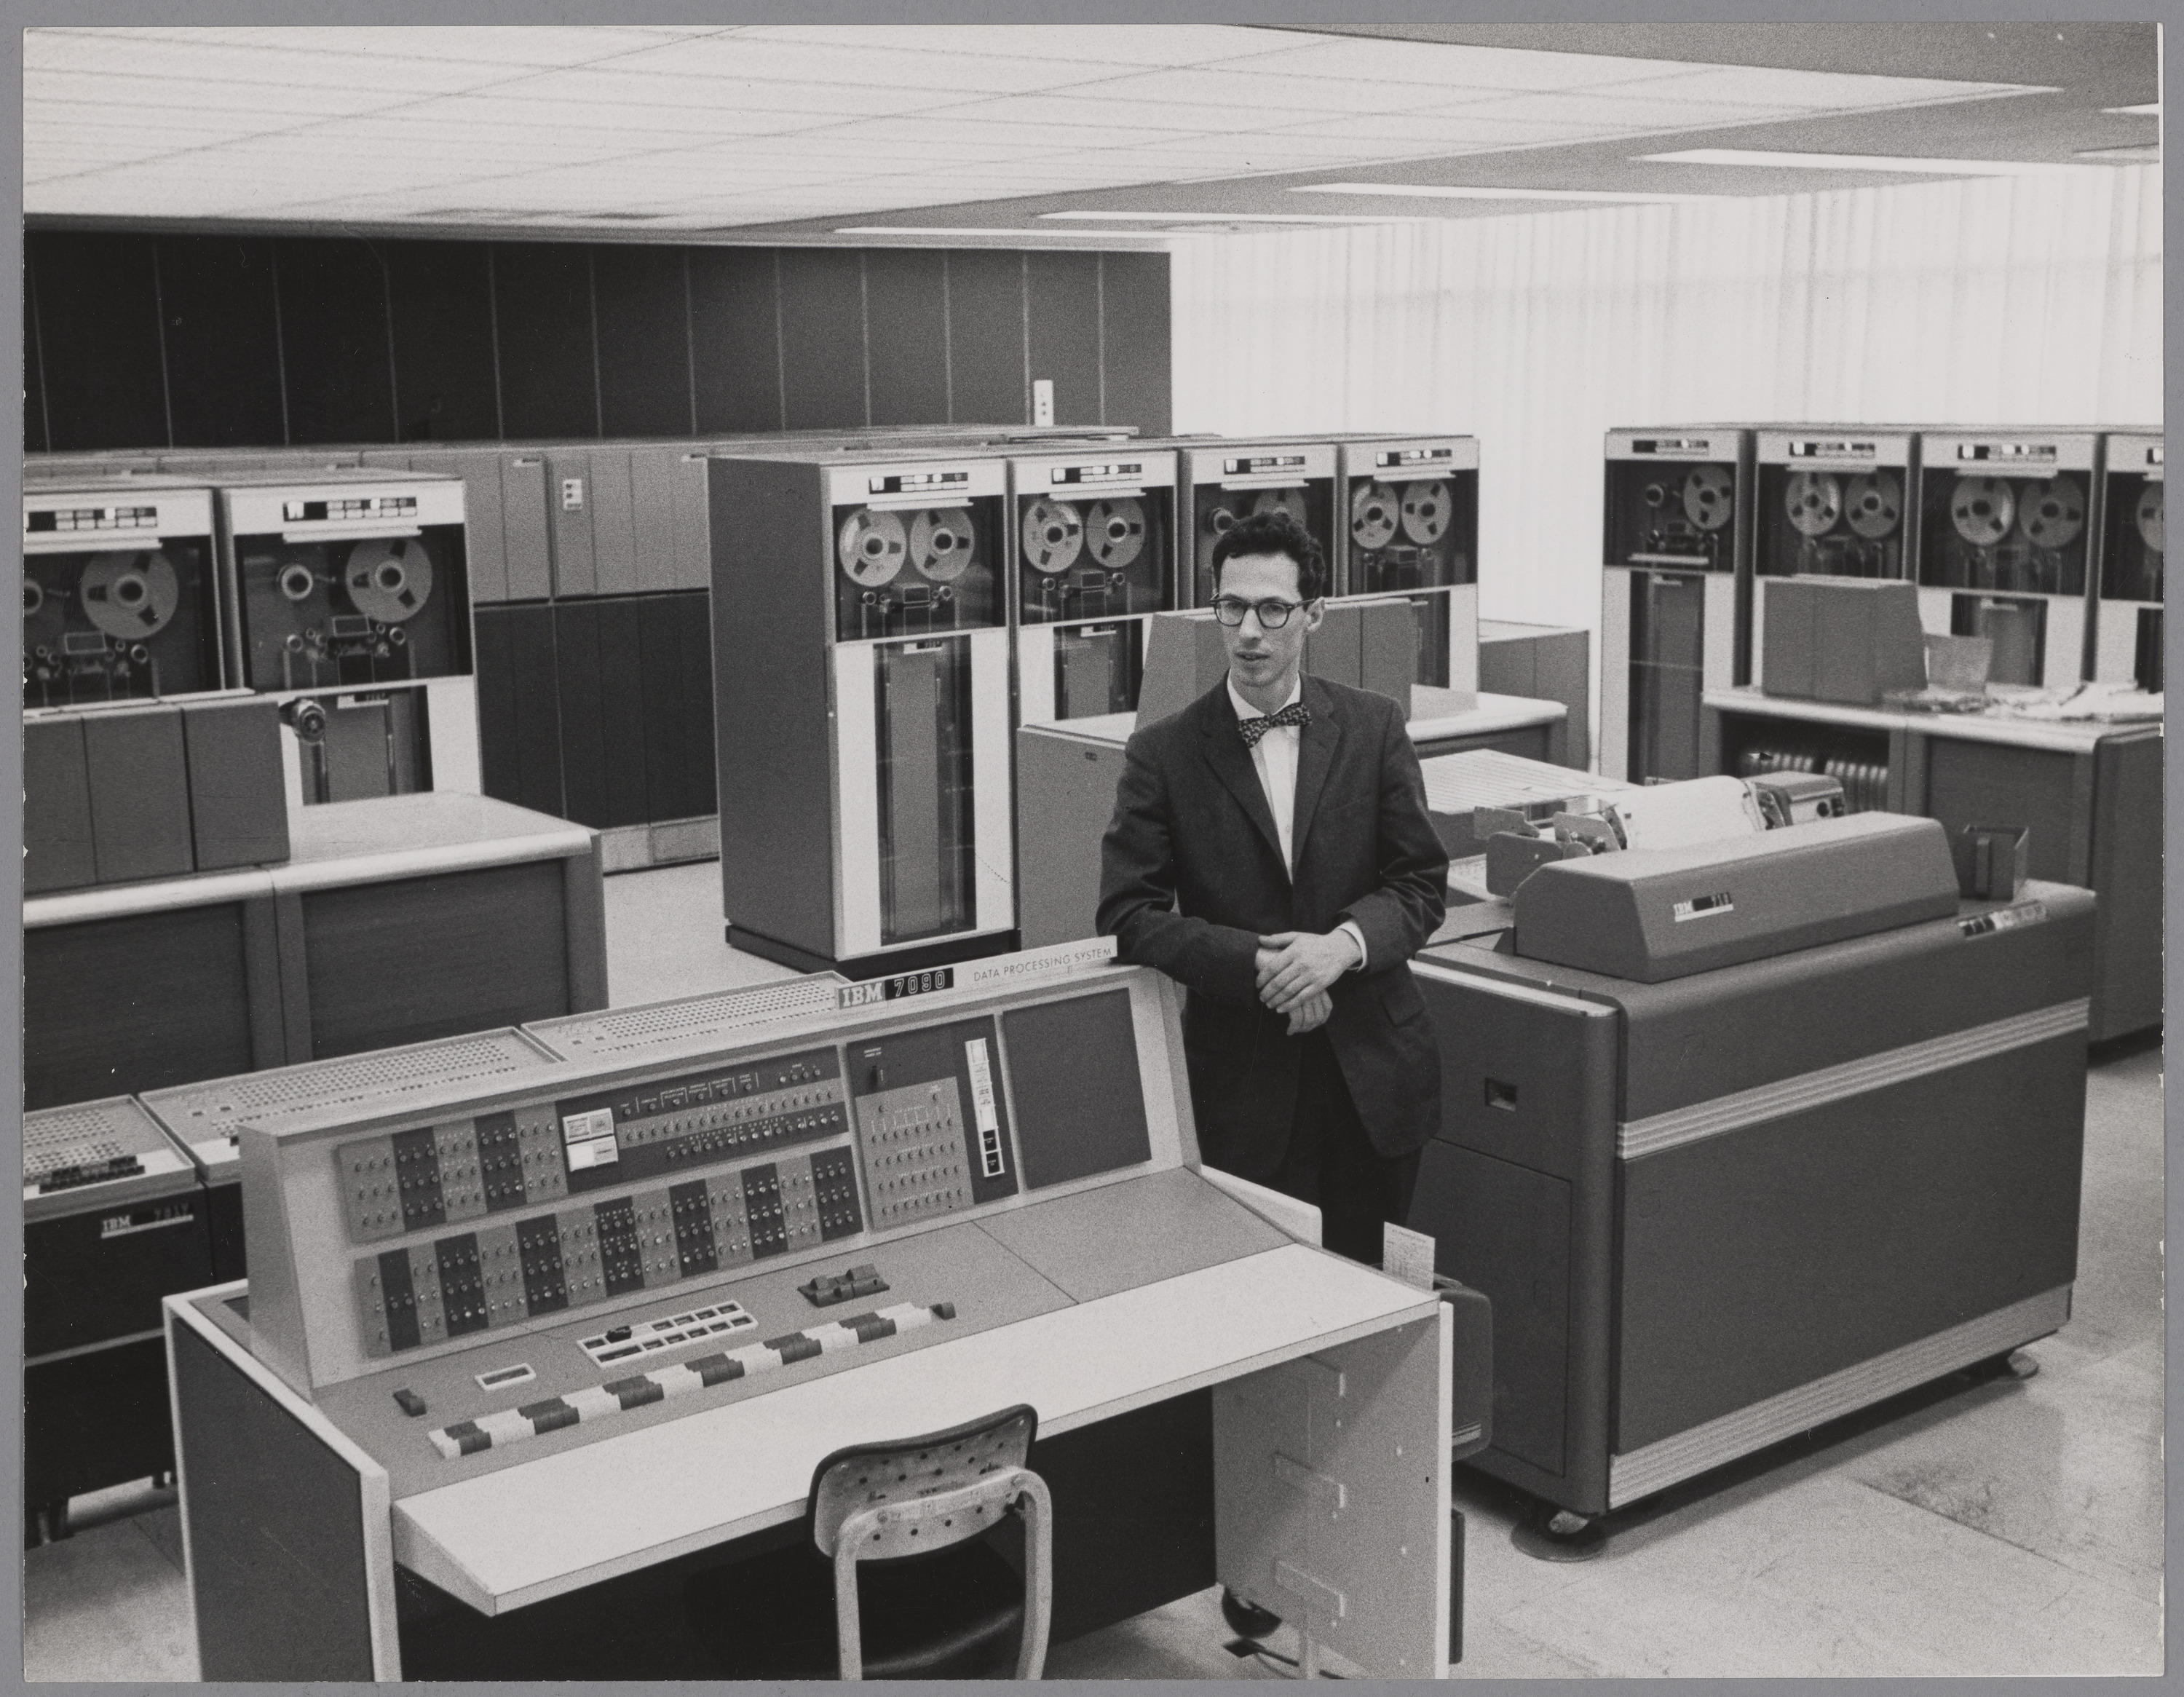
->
<box><xmin>1227</xmin><ymin>676</ymin><xmax>1369</xmax><ymax>972</ymax></box>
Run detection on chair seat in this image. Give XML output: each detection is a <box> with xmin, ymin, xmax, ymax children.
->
<box><xmin>686</xmin><ymin>1538</ymin><xmax>1026</xmax><ymax>1680</ymax></box>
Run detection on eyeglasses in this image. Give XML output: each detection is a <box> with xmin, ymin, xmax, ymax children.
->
<box><xmin>1211</xmin><ymin>596</ymin><xmax>1308</xmax><ymax>629</ymax></box>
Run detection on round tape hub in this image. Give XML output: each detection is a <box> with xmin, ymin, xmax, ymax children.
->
<box><xmin>1843</xmin><ymin>470</ymin><xmax>1904</xmax><ymax>539</ymax></box>
<box><xmin>1020</xmin><ymin>499</ymin><xmax>1083</xmax><ymax>574</ymax></box>
<box><xmin>910</xmin><ymin>507</ymin><xmax>977</xmax><ymax>581</ymax></box>
<box><xmin>1350</xmin><ymin>481</ymin><xmax>1400</xmax><ymax>550</ymax></box>
<box><xmin>79</xmin><ymin>550</ymin><xmax>180</xmax><ymax>641</ymax></box>
<box><xmin>2136</xmin><ymin>483</ymin><xmax>2164</xmax><ymax>555</ymax></box>
<box><xmin>1683</xmin><ymin>466</ymin><xmax>1735</xmax><ymax>531</ymax></box>
<box><xmin>1252</xmin><ymin>488</ymin><xmax>1307</xmax><ymax>529</ymax></box>
<box><xmin>23</xmin><ymin>577</ymin><xmax>44</xmax><ymax>621</ymax></box>
<box><xmin>278</xmin><ymin>561</ymin><xmax>320</xmax><ymax>604</ymax></box>
<box><xmin>1399</xmin><ymin>479</ymin><xmax>1455</xmax><ymax>546</ymax></box>
<box><xmin>836</xmin><ymin>508</ymin><xmax>906</xmax><ymax>587</ymax></box>
<box><xmin>1784</xmin><ymin>472</ymin><xmax>1843</xmax><ymax>537</ymax></box>
<box><xmin>345</xmin><ymin>538</ymin><xmax>436</xmax><ymax>624</ymax></box>
<box><xmin>1950</xmin><ymin>476</ymin><xmax>2016</xmax><ymax>547</ymax></box>
<box><xmin>2015</xmin><ymin>477</ymin><xmax>2085</xmax><ymax>550</ymax></box>
<box><xmin>1085</xmin><ymin>497</ymin><xmax>1147</xmax><ymax>570</ymax></box>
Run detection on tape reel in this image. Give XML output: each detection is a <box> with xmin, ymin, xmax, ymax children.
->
<box><xmin>1843</xmin><ymin>470</ymin><xmax>1904</xmax><ymax>540</ymax></box>
<box><xmin>1399</xmin><ymin>479</ymin><xmax>1455</xmax><ymax>546</ymax></box>
<box><xmin>836</xmin><ymin>508</ymin><xmax>907</xmax><ymax>587</ymax></box>
<box><xmin>344</xmin><ymin>538</ymin><xmax>435</xmax><ymax>624</ymax></box>
<box><xmin>1683</xmin><ymin>466</ymin><xmax>1735</xmax><ymax>531</ymax></box>
<box><xmin>909</xmin><ymin>507</ymin><xmax>976</xmax><ymax>581</ymax></box>
<box><xmin>2137</xmin><ymin>483</ymin><xmax>2164</xmax><ymax>555</ymax></box>
<box><xmin>1251</xmin><ymin>488</ymin><xmax>1307</xmax><ymax>529</ymax></box>
<box><xmin>1203</xmin><ymin>498</ymin><xmax>1243</xmax><ymax>540</ymax></box>
<box><xmin>2015</xmin><ymin>477</ymin><xmax>2085</xmax><ymax>550</ymax></box>
<box><xmin>1950</xmin><ymin>476</ymin><xmax>2016</xmax><ymax>547</ymax></box>
<box><xmin>79</xmin><ymin>550</ymin><xmax>181</xmax><ymax>641</ymax></box>
<box><xmin>1784</xmin><ymin>472</ymin><xmax>1843</xmax><ymax>538</ymax></box>
<box><xmin>1020</xmin><ymin>498</ymin><xmax>1083</xmax><ymax>575</ymax></box>
<box><xmin>1350</xmin><ymin>481</ymin><xmax>1400</xmax><ymax>551</ymax></box>
<box><xmin>1085</xmin><ymin>497</ymin><xmax>1147</xmax><ymax>571</ymax></box>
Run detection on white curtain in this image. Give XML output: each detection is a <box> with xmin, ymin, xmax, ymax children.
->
<box><xmin>1171</xmin><ymin>164</ymin><xmax>2162</xmax><ymax>637</ymax></box>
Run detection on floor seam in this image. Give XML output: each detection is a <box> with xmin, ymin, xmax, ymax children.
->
<box><xmin>1848</xmin><ymin>1473</ymin><xmax>2161</xmax><ymax>1605</ymax></box>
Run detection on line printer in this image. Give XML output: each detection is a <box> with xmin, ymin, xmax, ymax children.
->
<box><xmin>1409</xmin><ymin>773</ymin><xmax>2090</xmax><ymax>1538</ymax></box>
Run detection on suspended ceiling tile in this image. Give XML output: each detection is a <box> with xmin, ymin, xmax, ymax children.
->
<box><xmin>1076</xmin><ymin>66</ymin><xmax>1457</xmax><ymax>114</ymax></box>
<box><xmin>664</xmin><ymin>128</ymin><xmax>1088</xmax><ymax>167</ymax></box>
<box><xmin>391</xmin><ymin>91</ymin><xmax>850</xmax><ymax>136</ymax></box>
<box><xmin>30</xmin><ymin>23</ymin><xmax>727</xmax><ymax>65</ymax></box>
<box><xmin>23</xmin><ymin>98</ymin><xmax>326</xmax><ymax>140</ymax></box>
<box><xmin>791</xmin><ymin>114</ymin><xmax>1203</xmax><ymax>153</ymax></box>
<box><xmin>449</xmin><ymin>67</ymin><xmax>973</xmax><ymax>119</ymax></box>
<box><xmin>23</xmin><ymin>32</ymin><xmax>534</xmax><ymax>95</ymax></box>
<box><xmin>303</xmin><ymin>115</ymin><xmax>689</xmax><ymax>155</ymax></box>
<box><xmin>1214</xmin><ymin>37</ymin><xmax>1717</xmax><ymax>90</ymax></box>
<box><xmin>1436</xmin><ymin>89</ymin><xmax>1797</xmax><ymax>128</ymax></box>
<box><xmin>1270</xmin><ymin>111</ymin><xmax>1629</xmax><ymax>147</ymax></box>
<box><xmin>599</xmin><ymin>33</ymin><xmax>1144</xmax><ymax>95</ymax></box>
<box><xmin>913</xmin><ymin>91</ymin><xmax>1247</xmax><ymax>133</ymax></box>
<box><xmin>730</xmin><ymin>23</ymin><xmax>1319</xmax><ymax>66</ymax></box>
<box><xmin>1594</xmin><ymin>63</ymin><xmax>2035</xmax><ymax>109</ymax></box>
<box><xmin>25</xmin><ymin>66</ymin><xmax>427</xmax><ymax>116</ymax></box>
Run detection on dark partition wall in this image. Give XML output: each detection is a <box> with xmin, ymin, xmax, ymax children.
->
<box><xmin>31</xmin><ymin>230</ymin><xmax>170</xmax><ymax>451</ymax></box>
<box><xmin>594</xmin><ymin>245</ymin><xmax>693</xmax><ymax>438</ymax></box>
<box><xmin>25</xmin><ymin>229</ymin><xmax>1170</xmax><ymax>450</ymax></box>
<box><xmin>277</xmin><ymin>237</ymin><xmax>398</xmax><ymax>445</ymax></box>
<box><xmin>158</xmin><ymin>234</ymin><xmax>287</xmax><ymax>448</ymax></box>
<box><xmin>387</xmin><ymin>240</ymin><xmax>502</xmax><ymax>443</ymax></box>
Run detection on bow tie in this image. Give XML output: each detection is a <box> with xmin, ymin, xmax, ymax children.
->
<box><xmin>1238</xmin><ymin>700</ymin><xmax>1310</xmax><ymax>749</ymax></box>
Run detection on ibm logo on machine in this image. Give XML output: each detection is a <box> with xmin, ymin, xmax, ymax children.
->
<box><xmin>1671</xmin><ymin>892</ymin><xmax>1736</xmax><ymax>923</ymax></box>
<box><xmin>837</xmin><ymin>968</ymin><xmax>954</xmax><ymax>1008</ymax></box>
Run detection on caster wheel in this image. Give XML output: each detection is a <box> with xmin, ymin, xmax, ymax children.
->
<box><xmin>1511</xmin><ymin>1503</ymin><xmax>1607</xmax><ymax>1562</ymax></box>
<box><xmin>1220</xmin><ymin>1586</ymin><xmax>1283</xmax><ymax>1640</ymax></box>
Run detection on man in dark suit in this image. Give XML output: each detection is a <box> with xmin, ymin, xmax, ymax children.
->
<box><xmin>1096</xmin><ymin>509</ymin><xmax>1447</xmax><ymax>1265</ymax></box>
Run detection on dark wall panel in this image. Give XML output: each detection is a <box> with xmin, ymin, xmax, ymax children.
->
<box><xmin>25</xmin><ymin>272</ymin><xmax>49</xmax><ymax>454</ymax></box>
<box><xmin>494</xmin><ymin>243</ymin><xmax>598</xmax><ymax>440</ymax></box>
<box><xmin>277</xmin><ymin>237</ymin><xmax>395</xmax><ymax>445</ymax></box>
<box><xmin>946</xmin><ymin>250</ymin><xmax>1026</xmax><ymax>427</ymax></box>
<box><xmin>553</xmin><ymin>599</ymin><xmax>608</xmax><ymax>828</ymax></box>
<box><xmin>596</xmin><ymin>598</ymin><xmax>652</xmax><ymax>827</ymax></box>
<box><xmin>1026</xmin><ymin>252</ymin><xmax>1102</xmax><ymax>428</ymax></box>
<box><xmin>865</xmin><ymin>249</ymin><xmax>950</xmax><ymax>427</ymax></box>
<box><xmin>159</xmin><ymin>235</ymin><xmax>286</xmax><ymax>448</ymax></box>
<box><xmin>26</xmin><ymin>232</ymin><xmax>1174</xmax><ymax>498</ymax></box>
<box><xmin>473</xmin><ymin>603</ymin><xmax>564</xmax><ymax>818</ymax></box>
<box><xmin>778</xmin><ymin>248</ymin><xmax>869</xmax><ymax>432</ymax></box>
<box><xmin>593</xmin><ymin>245</ymin><xmax>692</xmax><ymax>438</ymax></box>
<box><xmin>1099</xmin><ymin>252</ymin><xmax>1171</xmax><ymax>435</ymax></box>
<box><xmin>28</xmin><ymin>231</ymin><xmax>169</xmax><ymax>450</ymax></box>
<box><xmin>638</xmin><ymin>594</ymin><xmax>695</xmax><ymax>823</ymax></box>
<box><xmin>387</xmin><ymin>241</ymin><xmax>499</xmax><ymax>442</ymax></box>
<box><xmin>689</xmin><ymin>248</ymin><xmax>781</xmax><ymax>435</ymax></box>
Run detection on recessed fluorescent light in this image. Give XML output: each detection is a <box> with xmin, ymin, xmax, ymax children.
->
<box><xmin>1640</xmin><ymin>148</ymin><xmax>2072</xmax><ymax>175</ymax></box>
<box><xmin>2105</xmin><ymin>103</ymin><xmax>2159</xmax><ymax>116</ymax></box>
<box><xmin>1041</xmin><ymin>210</ymin><xmax>1438</xmax><ymax>224</ymax></box>
<box><xmin>1291</xmin><ymin>180</ymin><xmax>1722</xmax><ymax>205</ymax></box>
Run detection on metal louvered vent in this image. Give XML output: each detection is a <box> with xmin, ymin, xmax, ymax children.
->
<box><xmin>23</xmin><ymin>1098</ymin><xmax>167</xmax><ymax>1179</ymax></box>
<box><xmin>529</xmin><ymin>977</ymin><xmax>845</xmax><ymax>1061</ymax></box>
<box><xmin>141</xmin><ymin>1030</ymin><xmax>558</xmax><ymax>1141</ymax></box>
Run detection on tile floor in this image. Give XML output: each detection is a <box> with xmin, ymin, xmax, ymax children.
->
<box><xmin>18</xmin><ymin>862</ymin><xmax>2166</xmax><ymax>1680</ymax></box>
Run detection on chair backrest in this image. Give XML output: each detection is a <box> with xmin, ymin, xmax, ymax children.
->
<box><xmin>807</xmin><ymin>1404</ymin><xmax>1039</xmax><ymax>1559</ymax></box>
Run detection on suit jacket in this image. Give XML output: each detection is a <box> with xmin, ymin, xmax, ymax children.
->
<box><xmin>1096</xmin><ymin>673</ymin><xmax>1449</xmax><ymax>1182</ymax></box>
